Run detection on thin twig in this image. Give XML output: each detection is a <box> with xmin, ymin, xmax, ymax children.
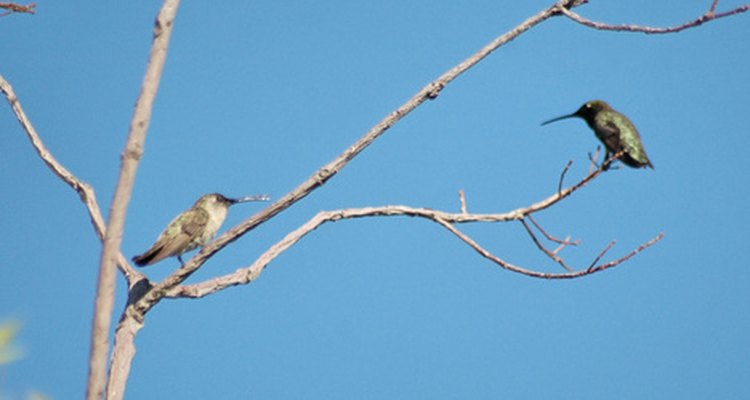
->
<box><xmin>459</xmin><ymin>189</ymin><xmax>468</xmax><ymax>214</ymax></box>
<box><xmin>0</xmin><ymin>2</ymin><xmax>35</xmax><ymax>16</ymax></box>
<box><xmin>435</xmin><ymin>218</ymin><xmax>661</xmax><ymax>279</ymax></box>
<box><xmin>587</xmin><ymin>240</ymin><xmax>616</xmax><ymax>272</ymax></box>
<box><xmin>552</xmin><ymin>240</ymin><xmax>570</xmax><ymax>257</ymax></box>
<box><xmin>520</xmin><ymin>218</ymin><xmax>574</xmax><ymax>271</ymax></box>
<box><xmin>709</xmin><ymin>0</ymin><xmax>720</xmax><ymax>15</ymax></box>
<box><xmin>527</xmin><ymin>214</ymin><xmax>580</xmax><ymax>246</ymax></box>
<box><xmin>586</xmin><ymin>233</ymin><xmax>665</xmax><ymax>274</ymax></box>
<box><xmin>587</xmin><ymin>146</ymin><xmax>601</xmax><ymax>174</ymax></box>
<box><xmin>560</xmin><ymin>2</ymin><xmax>750</xmax><ymax>34</ymax></box>
<box><xmin>0</xmin><ymin>77</ymin><xmax>141</xmax><ymax>282</ymax></box>
<box><xmin>557</xmin><ymin>160</ymin><xmax>574</xmax><ymax>197</ymax></box>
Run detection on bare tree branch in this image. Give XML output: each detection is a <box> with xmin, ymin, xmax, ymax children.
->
<box><xmin>0</xmin><ymin>2</ymin><xmax>35</xmax><ymax>16</ymax></box>
<box><xmin>527</xmin><ymin>214</ymin><xmax>580</xmax><ymax>247</ymax></box>
<box><xmin>168</xmin><ymin>204</ymin><xmax>663</xmax><ymax>298</ymax></box>
<box><xmin>439</xmin><ymin>219</ymin><xmax>663</xmax><ymax>279</ymax></box>
<box><xmin>587</xmin><ymin>240</ymin><xmax>616</xmax><ymax>271</ymax></box>
<box><xmin>0</xmin><ymin>76</ymin><xmax>142</xmax><ymax>282</ymax></box>
<box><xmin>459</xmin><ymin>189</ymin><xmax>468</xmax><ymax>214</ymax></box>
<box><xmin>520</xmin><ymin>218</ymin><xmax>571</xmax><ymax>271</ymax></box>
<box><xmin>87</xmin><ymin>0</ymin><xmax>181</xmax><ymax>399</ymax></box>
<box><xmin>560</xmin><ymin>1</ymin><xmax>750</xmax><ymax>34</ymax></box>
<box><xmin>557</xmin><ymin>160</ymin><xmax>574</xmax><ymax>195</ymax></box>
<box><xmin>520</xmin><ymin>217</ymin><xmax>576</xmax><ymax>272</ymax></box>
<box><xmin>587</xmin><ymin>147</ymin><xmax>602</xmax><ymax>175</ymax></box>
<box><xmin>710</xmin><ymin>0</ymin><xmax>721</xmax><ymax>15</ymax></box>
<box><xmin>166</xmin><ymin>155</ymin><xmax>661</xmax><ymax>298</ymax></box>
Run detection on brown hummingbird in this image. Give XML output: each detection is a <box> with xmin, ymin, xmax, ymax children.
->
<box><xmin>132</xmin><ymin>193</ymin><xmax>269</xmax><ymax>267</ymax></box>
<box><xmin>542</xmin><ymin>100</ymin><xmax>654</xmax><ymax>169</ymax></box>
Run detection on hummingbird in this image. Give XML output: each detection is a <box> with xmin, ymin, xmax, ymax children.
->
<box><xmin>542</xmin><ymin>100</ymin><xmax>654</xmax><ymax>169</ymax></box>
<box><xmin>132</xmin><ymin>193</ymin><xmax>270</xmax><ymax>267</ymax></box>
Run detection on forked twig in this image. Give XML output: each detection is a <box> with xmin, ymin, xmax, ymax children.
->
<box><xmin>710</xmin><ymin>0</ymin><xmax>720</xmax><ymax>14</ymax></box>
<box><xmin>557</xmin><ymin>160</ymin><xmax>574</xmax><ymax>196</ymax></box>
<box><xmin>0</xmin><ymin>76</ymin><xmax>142</xmax><ymax>283</ymax></box>
<box><xmin>0</xmin><ymin>1</ymin><xmax>35</xmax><ymax>16</ymax></box>
<box><xmin>167</xmin><ymin>160</ymin><xmax>663</xmax><ymax>298</ymax></box>
<box><xmin>520</xmin><ymin>218</ymin><xmax>574</xmax><ymax>271</ymax></box>
<box><xmin>587</xmin><ymin>146</ymin><xmax>602</xmax><ymax>174</ymax></box>
<box><xmin>527</xmin><ymin>214</ymin><xmax>580</xmax><ymax>246</ymax></box>
<box><xmin>560</xmin><ymin>1</ymin><xmax>749</xmax><ymax>34</ymax></box>
<box><xmin>587</xmin><ymin>240</ymin><xmax>616</xmax><ymax>272</ymax></box>
<box><xmin>439</xmin><ymin>218</ymin><xmax>662</xmax><ymax>279</ymax></box>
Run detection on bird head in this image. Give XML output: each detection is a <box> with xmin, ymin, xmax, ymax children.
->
<box><xmin>542</xmin><ymin>99</ymin><xmax>611</xmax><ymax>126</ymax></box>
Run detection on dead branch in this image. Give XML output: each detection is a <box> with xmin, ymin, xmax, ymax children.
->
<box><xmin>587</xmin><ymin>146</ymin><xmax>602</xmax><ymax>174</ymax></box>
<box><xmin>560</xmin><ymin>1</ymin><xmax>750</xmax><ymax>34</ymax></box>
<box><xmin>459</xmin><ymin>189</ymin><xmax>468</xmax><ymax>214</ymax></box>
<box><xmin>710</xmin><ymin>0</ymin><xmax>720</xmax><ymax>14</ymax></box>
<box><xmin>166</xmin><ymin>158</ymin><xmax>662</xmax><ymax>299</ymax></box>
<box><xmin>438</xmin><ymin>219</ymin><xmax>663</xmax><ymax>279</ymax></box>
<box><xmin>100</xmin><ymin>2</ymin><xmax>182</xmax><ymax>399</ymax></box>
<box><xmin>527</xmin><ymin>214</ymin><xmax>579</xmax><ymax>247</ymax></box>
<box><xmin>557</xmin><ymin>160</ymin><xmax>574</xmax><ymax>195</ymax></box>
<box><xmin>0</xmin><ymin>2</ymin><xmax>35</xmax><ymax>16</ymax></box>
<box><xmin>587</xmin><ymin>240</ymin><xmax>616</xmax><ymax>272</ymax></box>
<box><xmin>520</xmin><ymin>218</ymin><xmax>574</xmax><ymax>272</ymax></box>
<box><xmin>169</xmin><ymin>204</ymin><xmax>663</xmax><ymax>298</ymax></box>
<box><xmin>0</xmin><ymin>76</ymin><xmax>142</xmax><ymax>282</ymax></box>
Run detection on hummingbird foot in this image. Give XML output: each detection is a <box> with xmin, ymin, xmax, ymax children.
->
<box><xmin>589</xmin><ymin>148</ymin><xmax>623</xmax><ymax>171</ymax></box>
<box><xmin>606</xmin><ymin>163</ymin><xmax>623</xmax><ymax>171</ymax></box>
<box><xmin>602</xmin><ymin>150</ymin><xmax>627</xmax><ymax>171</ymax></box>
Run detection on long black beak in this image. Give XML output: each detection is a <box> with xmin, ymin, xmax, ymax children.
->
<box><xmin>230</xmin><ymin>194</ymin><xmax>271</xmax><ymax>204</ymax></box>
<box><xmin>541</xmin><ymin>113</ymin><xmax>577</xmax><ymax>126</ymax></box>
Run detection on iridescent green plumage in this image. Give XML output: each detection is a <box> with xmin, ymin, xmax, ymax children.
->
<box><xmin>542</xmin><ymin>100</ymin><xmax>654</xmax><ymax>169</ymax></box>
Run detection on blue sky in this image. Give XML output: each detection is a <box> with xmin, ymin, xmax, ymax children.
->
<box><xmin>1</xmin><ymin>1</ymin><xmax>749</xmax><ymax>398</ymax></box>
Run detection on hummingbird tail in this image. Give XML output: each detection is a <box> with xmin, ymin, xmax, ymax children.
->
<box><xmin>132</xmin><ymin>250</ymin><xmax>157</xmax><ymax>267</ymax></box>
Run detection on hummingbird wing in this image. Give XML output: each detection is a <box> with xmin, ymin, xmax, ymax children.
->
<box><xmin>598</xmin><ymin>119</ymin><xmax>623</xmax><ymax>156</ymax></box>
<box><xmin>154</xmin><ymin>208</ymin><xmax>210</xmax><ymax>261</ymax></box>
<box><xmin>180</xmin><ymin>207</ymin><xmax>210</xmax><ymax>237</ymax></box>
<box><xmin>603</xmin><ymin>114</ymin><xmax>654</xmax><ymax>169</ymax></box>
<box><xmin>132</xmin><ymin>208</ymin><xmax>210</xmax><ymax>266</ymax></box>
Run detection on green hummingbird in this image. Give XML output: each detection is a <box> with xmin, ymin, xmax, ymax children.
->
<box><xmin>542</xmin><ymin>100</ymin><xmax>654</xmax><ymax>169</ymax></box>
<box><xmin>132</xmin><ymin>193</ymin><xmax>270</xmax><ymax>267</ymax></box>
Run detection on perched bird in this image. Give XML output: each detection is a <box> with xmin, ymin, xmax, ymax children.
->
<box><xmin>132</xmin><ymin>193</ymin><xmax>269</xmax><ymax>267</ymax></box>
<box><xmin>542</xmin><ymin>100</ymin><xmax>654</xmax><ymax>169</ymax></box>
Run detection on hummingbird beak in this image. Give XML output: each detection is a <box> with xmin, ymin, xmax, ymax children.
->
<box><xmin>231</xmin><ymin>194</ymin><xmax>271</xmax><ymax>204</ymax></box>
<box><xmin>541</xmin><ymin>113</ymin><xmax>577</xmax><ymax>126</ymax></box>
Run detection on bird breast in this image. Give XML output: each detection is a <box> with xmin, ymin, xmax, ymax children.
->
<box><xmin>199</xmin><ymin>204</ymin><xmax>229</xmax><ymax>243</ymax></box>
